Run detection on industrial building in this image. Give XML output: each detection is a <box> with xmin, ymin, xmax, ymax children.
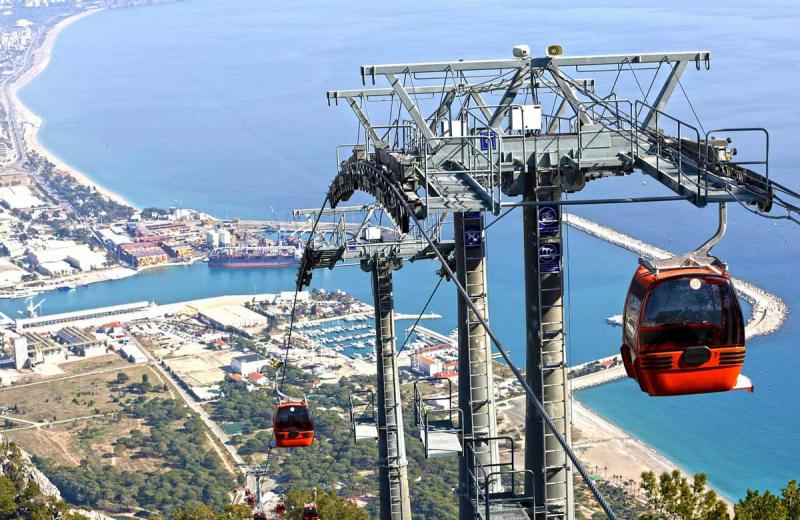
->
<box><xmin>200</xmin><ymin>305</ymin><xmax>268</xmax><ymax>335</ymax></box>
<box><xmin>230</xmin><ymin>353</ymin><xmax>269</xmax><ymax>376</ymax></box>
<box><xmin>163</xmin><ymin>243</ymin><xmax>196</xmax><ymax>260</ymax></box>
<box><xmin>97</xmin><ymin>227</ymin><xmax>130</xmax><ymax>250</ymax></box>
<box><xmin>21</xmin><ymin>332</ymin><xmax>64</xmax><ymax>366</ymax></box>
<box><xmin>27</xmin><ymin>242</ymin><xmax>106</xmax><ymax>273</ymax></box>
<box><xmin>26</xmin><ymin>239</ymin><xmax>79</xmax><ymax>264</ymax></box>
<box><xmin>55</xmin><ymin>327</ymin><xmax>105</xmax><ymax>356</ymax></box>
<box><xmin>11</xmin><ymin>333</ymin><xmax>26</xmax><ymax>369</ymax></box>
<box><xmin>16</xmin><ymin>301</ymin><xmax>154</xmax><ymax>332</ymax></box>
<box><xmin>118</xmin><ymin>342</ymin><xmax>148</xmax><ymax>364</ymax></box>
<box><xmin>117</xmin><ymin>242</ymin><xmax>169</xmax><ymax>268</ymax></box>
<box><xmin>0</xmin><ymin>260</ymin><xmax>25</xmax><ymax>288</ymax></box>
<box><xmin>65</xmin><ymin>248</ymin><xmax>107</xmax><ymax>271</ymax></box>
<box><xmin>37</xmin><ymin>260</ymin><xmax>75</xmax><ymax>277</ymax></box>
<box><xmin>206</xmin><ymin>230</ymin><xmax>219</xmax><ymax>248</ymax></box>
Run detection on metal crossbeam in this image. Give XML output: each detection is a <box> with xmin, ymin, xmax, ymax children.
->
<box><xmin>360</xmin><ymin>51</ymin><xmax>709</xmax><ymax>80</ymax></box>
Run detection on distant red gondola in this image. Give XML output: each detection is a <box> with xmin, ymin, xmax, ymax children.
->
<box><xmin>274</xmin><ymin>396</ymin><xmax>315</xmax><ymax>448</ymax></box>
<box><xmin>620</xmin><ymin>255</ymin><xmax>751</xmax><ymax>396</ymax></box>
<box><xmin>302</xmin><ymin>503</ymin><xmax>320</xmax><ymax>520</ymax></box>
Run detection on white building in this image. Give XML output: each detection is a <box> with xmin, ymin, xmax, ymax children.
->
<box><xmin>218</xmin><ymin>229</ymin><xmax>231</xmax><ymax>246</ymax></box>
<box><xmin>1</xmin><ymin>240</ymin><xmax>24</xmax><ymax>257</ymax></box>
<box><xmin>12</xmin><ymin>334</ymin><xmax>27</xmax><ymax>370</ymax></box>
<box><xmin>231</xmin><ymin>353</ymin><xmax>270</xmax><ymax>376</ymax></box>
<box><xmin>66</xmin><ymin>249</ymin><xmax>107</xmax><ymax>271</ymax></box>
<box><xmin>206</xmin><ymin>230</ymin><xmax>219</xmax><ymax>248</ymax></box>
<box><xmin>0</xmin><ymin>185</ymin><xmax>44</xmax><ymax>210</ymax></box>
<box><xmin>200</xmin><ymin>305</ymin><xmax>268</xmax><ymax>330</ymax></box>
<box><xmin>0</xmin><ymin>260</ymin><xmax>25</xmax><ymax>288</ymax></box>
<box><xmin>37</xmin><ymin>260</ymin><xmax>74</xmax><ymax>277</ymax></box>
<box><xmin>276</xmin><ymin>291</ymin><xmax>310</xmax><ymax>304</ymax></box>
<box><xmin>97</xmin><ymin>227</ymin><xmax>130</xmax><ymax>249</ymax></box>
<box><xmin>27</xmin><ymin>239</ymin><xmax>78</xmax><ymax>264</ymax></box>
<box><xmin>411</xmin><ymin>354</ymin><xmax>443</xmax><ymax>377</ymax></box>
<box><xmin>118</xmin><ymin>343</ymin><xmax>147</xmax><ymax>364</ymax></box>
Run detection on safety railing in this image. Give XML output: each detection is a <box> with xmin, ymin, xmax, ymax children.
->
<box><xmin>465</xmin><ymin>436</ymin><xmax>535</xmax><ymax>519</ymax></box>
<box><xmin>634</xmin><ymin>100</ymin><xmax>703</xmax><ymax>200</ymax></box>
<box><xmin>371</xmin><ymin>123</ymin><xmax>418</xmax><ymax>152</ymax></box>
<box><xmin>349</xmin><ymin>389</ymin><xmax>377</xmax><ymax>442</ymax></box>
<box><xmin>413</xmin><ymin>377</ymin><xmax>455</xmax><ymax>428</ymax></box>
<box><xmin>575</xmin><ymin>98</ymin><xmax>635</xmax><ymax>165</ymax></box>
<box><xmin>421</xmin><ymin>133</ymin><xmax>502</xmax><ymax>213</ymax></box>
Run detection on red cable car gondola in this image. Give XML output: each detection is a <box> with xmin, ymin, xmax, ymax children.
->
<box><xmin>620</xmin><ymin>253</ymin><xmax>752</xmax><ymax>396</ymax></box>
<box><xmin>302</xmin><ymin>503</ymin><xmax>320</xmax><ymax>520</ymax></box>
<box><xmin>273</xmin><ymin>395</ymin><xmax>315</xmax><ymax>448</ymax></box>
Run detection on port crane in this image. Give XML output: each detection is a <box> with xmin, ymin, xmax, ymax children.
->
<box><xmin>18</xmin><ymin>298</ymin><xmax>45</xmax><ymax>318</ymax></box>
<box><xmin>276</xmin><ymin>44</ymin><xmax>800</xmax><ymax>520</ymax></box>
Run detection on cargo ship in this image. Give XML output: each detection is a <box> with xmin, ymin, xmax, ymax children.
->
<box><xmin>207</xmin><ymin>245</ymin><xmax>302</xmax><ymax>268</ymax></box>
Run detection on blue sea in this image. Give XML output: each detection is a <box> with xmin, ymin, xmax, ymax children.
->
<box><xmin>13</xmin><ymin>0</ymin><xmax>800</xmax><ymax>502</ymax></box>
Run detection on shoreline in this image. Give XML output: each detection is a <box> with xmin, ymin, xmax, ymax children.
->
<box><xmin>7</xmin><ymin>7</ymin><xmax>135</xmax><ymax>209</ymax></box>
<box><xmin>7</xmin><ymin>9</ymin><xmax>784</xmax><ymax>510</ymax></box>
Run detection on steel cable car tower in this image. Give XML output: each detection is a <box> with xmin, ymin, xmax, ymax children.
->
<box><xmin>295</xmin><ymin>203</ymin><xmax>452</xmax><ymax>519</ymax></box>
<box><xmin>292</xmin><ymin>43</ymin><xmax>799</xmax><ymax>519</ymax></box>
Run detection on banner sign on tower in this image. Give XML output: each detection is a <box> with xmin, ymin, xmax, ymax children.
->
<box><xmin>463</xmin><ymin>211</ymin><xmax>482</xmax><ymax>247</ymax></box>
<box><xmin>538</xmin><ymin>242</ymin><xmax>561</xmax><ymax>273</ymax></box>
<box><xmin>538</xmin><ymin>204</ymin><xmax>560</xmax><ymax>237</ymax></box>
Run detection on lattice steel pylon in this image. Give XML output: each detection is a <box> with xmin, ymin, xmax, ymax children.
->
<box><xmin>295</xmin><ymin>204</ymin><xmax>452</xmax><ymax>520</ymax></box>
<box><xmin>324</xmin><ymin>45</ymin><xmax>779</xmax><ymax>519</ymax></box>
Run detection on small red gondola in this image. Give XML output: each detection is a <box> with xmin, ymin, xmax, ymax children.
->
<box><xmin>252</xmin><ymin>511</ymin><xmax>267</xmax><ymax>520</ymax></box>
<box><xmin>620</xmin><ymin>255</ymin><xmax>752</xmax><ymax>396</ymax></box>
<box><xmin>275</xmin><ymin>501</ymin><xmax>286</xmax><ymax>516</ymax></box>
<box><xmin>302</xmin><ymin>503</ymin><xmax>320</xmax><ymax>520</ymax></box>
<box><xmin>273</xmin><ymin>396</ymin><xmax>315</xmax><ymax>448</ymax></box>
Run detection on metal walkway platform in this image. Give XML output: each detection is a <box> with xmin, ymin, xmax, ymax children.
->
<box><xmin>420</xmin><ymin>429</ymin><xmax>462</xmax><ymax>457</ymax></box>
<box><xmin>475</xmin><ymin>501</ymin><xmax>531</xmax><ymax>520</ymax></box>
<box><xmin>354</xmin><ymin>423</ymin><xmax>378</xmax><ymax>442</ymax></box>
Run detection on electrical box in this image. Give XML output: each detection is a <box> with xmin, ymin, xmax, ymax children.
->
<box><xmin>509</xmin><ymin>104</ymin><xmax>542</xmax><ymax>131</ymax></box>
<box><xmin>440</xmin><ymin>119</ymin><xmax>467</xmax><ymax>137</ymax></box>
<box><xmin>364</xmin><ymin>226</ymin><xmax>382</xmax><ymax>242</ymax></box>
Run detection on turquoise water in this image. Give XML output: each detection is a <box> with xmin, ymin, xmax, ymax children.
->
<box><xmin>16</xmin><ymin>0</ymin><xmax>800</xmax><ymax>502</ymax></box>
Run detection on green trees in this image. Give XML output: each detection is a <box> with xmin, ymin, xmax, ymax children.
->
<box><xmin>39</xmin><ymin>397</ymin><xmax>235</xmax><ymax>516</ymax></box>
<box><xmin>0</xmin><ymin>441</ymin><xmax>88</xmax><ymax>519</ymax></box>
<box><xmin>210</xmin><ymin>380</ymin><xmax>273</xmax><ymax>433</ymax></box>
<box><xmin>734</xmin><ymin>480</ymin><xmax>800</xmax><ymax>520</ymax></box>
<box><xmin>640</xmin><ymin>473</ymin><xmax>800</xmax><ymax>520</ymax></box>
<box><xmin>284</xmin><ymin>489</ymin><xmax>369</xmax><ymax>520</ymax></box>
<box><xmin>639</xmin><ymin>470</ymin><xmax>728</xmax><ymax>520</ymax></box>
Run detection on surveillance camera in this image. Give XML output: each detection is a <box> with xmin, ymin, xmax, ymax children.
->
<box><xmin>513</xmin><ymin>45</ymin><xmax>530</xmax><ymax>59</ymax></box>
